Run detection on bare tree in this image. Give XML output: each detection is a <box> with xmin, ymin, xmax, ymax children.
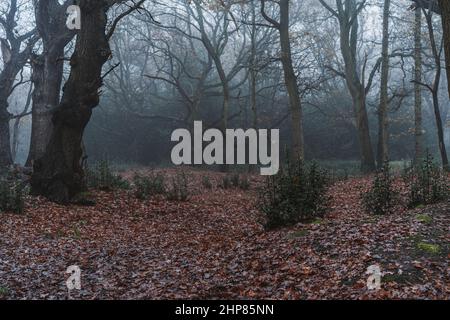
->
<box><xmin>318</xmin><ymin>0</ymin><xmax>376</xmax><ymax>173</ymax></box>
<box><xmin>261</xmin><ymin>0</ymin><xmax>304</xmax><ymax>161</ymax></box>
<box><xmin>414</xmin><ymin>7</ymin><xmax>424</xmax><ymax>162</ymax></box>
<box><xmin>419</xmin><ymin>5</ymin><xmax>449</xmax><ymax>170</ymax></box>
<box><xmin>0</xmin><ymin>0</ymin><xmax>38</xmax><ymax>167</ymax></box>
<box><xmin>377</xmin><ymin>0</ymin><xmax>391</xmax><ymax>167</ymax></box>
<box><xmin>31</xmin><ymin>0</ymin><xmax>146</xmax><ymax>203</ymax></box>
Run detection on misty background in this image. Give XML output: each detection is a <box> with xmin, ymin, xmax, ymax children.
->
<box><xmin>3</xmin><ymin>0</ymin><xmax>450</xmax><ymax>169</ymax></box>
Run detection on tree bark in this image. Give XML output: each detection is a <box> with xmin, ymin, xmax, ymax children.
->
<box><xmin>437</xmin><ymin>0</ymin><xmax>450</xmax><ymax>171</ymax></box>
<box><xmin>0</xmin><ymin>107</ymin><xmax>12</xmax><ymax>167</ymax></box>
<box><xmin>431</xmin><ymin>91</ymin><xmax>449</xmax><ymax>169</ymax></box>
<box><xmin>31</xmin><ymin>0</ymin><xmax>115</xmax><ymax>203</ymax></box>
<box><xmin>414</xmin><ymin>8</ymin><xmax>424</xmax><ymax>163</ymax></box>
<box><xmin>27</xmin><ymin>0</ymin><xmax>75</xmax><ymax>165</ymax></box>
<box><xmin>27</xmin><ymin>51</ymin><xmax>64</xmax><ymax>165</ymax></box>
<box><xmin>279</xmin><ymin>0</ymin><xmax>305</xmax><ymax>162</ymax></box>
<box><xmin>440</xmin><ymin>0</ymin><xmax>450</xmax><ymax>101</ymax></box>
<box><xmin>377</xmin><ymin>0</ymin><xmax>391</xmax><ymax>168</ymax></box>
<box><xmin>424</xmin><ymin>7</ymin><xmax>449</xmax><ymax>171</ymax></box>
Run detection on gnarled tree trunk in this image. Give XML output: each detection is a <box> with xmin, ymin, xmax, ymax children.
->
<box><xmin>27</xmin><ymin>50</ymin><xmax>64</xmax><ymax>165</ymax></box>
<box><xmin>31</xmin><ymin>0</ymin><xmax>143</xmax><ymax>203</ymax></box>
<box><xmin>27</xmin><ymin>0</ymin><xmax>75</xmax><ymax>165</ymax></box>
<box><xmin>31</xmin><ymin>0</ymin><xmax>112</xmax><ymax>203</ymax></box>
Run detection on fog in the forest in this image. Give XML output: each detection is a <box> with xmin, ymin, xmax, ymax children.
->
<box><xmin>2</xmin><ymin>0</ymin><xmax>450</xmax><ymax>169</ymax></box>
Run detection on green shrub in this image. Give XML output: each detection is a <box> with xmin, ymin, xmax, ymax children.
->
<box><xmin>0</xmin><ymin>178</ymin><xmax>27</xmax><ymax>214</ymax></box>
<box><xmin>85</xmin><ymin>159</ymin><xmax>130</xmax><ymax>191</ymax></box>
<box><xmin>259</xmin><ymin>161</ymin><xmax>330</xmax><ymax>230</ymax></box>
<box><xmin>133</xmin><ymin>172</ymin><xmax>166</xmax><ymax>200</ymax></box>
<box><xmin>166</xmin><ymin>171</ymin><xmax>190</xmax><ymax>202</ymax></box>
<box><xmin>363</xmin><ymin>162</ymin><xmax>399</xmax><ymax>215</ymax></box>
<box><xmin>404</xmin><ymin>153</ymin><xmax>449</xmax><ymax>208</ymax></box>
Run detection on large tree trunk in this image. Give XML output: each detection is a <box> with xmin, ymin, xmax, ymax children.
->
<box><xmin>279</xmin><ymin>0</ymin><xmax>304</xmax><ymax>161</ymax></box>
<box><xmin>377</xmin><ymin>0</ymin><xmax>391</xmax><ymax>168</ymax></box>
<box><xmin>439</xmin><ymin>0</ymin><xmax>450</xmax><ymax>171</ymax></box>
<box><xmin>27</xmin><ymin>50</ymin><xmax>65</xmax><ymax>165</ymax></box>
<box><xmin>27</xmin><ymin>0</ymin><xmax>75</xmax><ymax>166</ymax></box>
<box><xmin>353</xmin><ymin>91</ymin><xmax>376</xmax><ymax>173</ymax></box>
<box><xmin>31</xmin><ymin>0</ymin><xmax>113</xmax><ymax>203</ymax></box>
<box><xmin>414</xmin><ymin>8</ymin><xmax>424</xmax><ymax>163</ymax></box>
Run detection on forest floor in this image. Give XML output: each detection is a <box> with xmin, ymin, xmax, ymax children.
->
<box><xmin>0</xmin><ymin>169</ymin><xmax>448</xmax><ymax>300</ymax></box>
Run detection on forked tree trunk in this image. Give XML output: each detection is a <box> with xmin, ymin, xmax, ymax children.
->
<box><xmin>27</xmin><ymin>0</ymin><xmax>75</xmax><ymax>166</ymax></box>
<box><xmin>31</xmin><ymin>0</ymin><xmax>113</xmax><ymax>203</ymax></box>
<box><xmin>319</xmin><ymin>0</ymin><xmax>376</xmax><ymax>173</ymax></box>
<box><xmin>339</xmin><ymin>3</ymin><xmax>376</xmax><ymax>173</ymax></box>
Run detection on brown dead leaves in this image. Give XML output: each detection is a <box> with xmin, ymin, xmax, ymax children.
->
<box><xmin>0</xmin><ymin>169</ymin><xmax>448</xmax><ymax>300</ymax></box>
